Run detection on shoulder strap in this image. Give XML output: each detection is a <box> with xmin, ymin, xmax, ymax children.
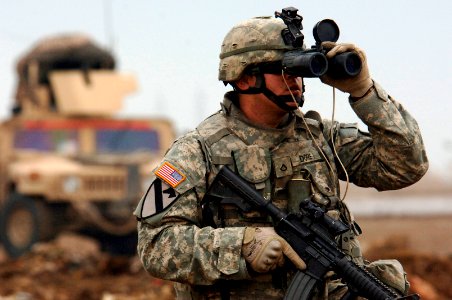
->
<box><xmin>195</xmin><ymin>113</ymin><xmax>245</xmax><ymax>169</ymax></box>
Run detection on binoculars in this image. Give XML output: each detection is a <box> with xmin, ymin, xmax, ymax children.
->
<box><xmin>276</xmin><ymin>7</ymin><xmax>362</xmax><ymax>78</ymax></box>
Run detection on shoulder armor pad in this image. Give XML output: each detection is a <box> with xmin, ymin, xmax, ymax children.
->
<box><xmin>196</xmin><ymin>112</ymin><xmax>229</xmax><ymax>144</ymax></box>
<box><xmin>295</xmin><ymin>112</ymin><xmax>322</xmax><ymax>137</ymax></box>
<box><xmin>339</xmin><ymin>123</ymin><xmax>359</xmax><ymax>138</ymax></box>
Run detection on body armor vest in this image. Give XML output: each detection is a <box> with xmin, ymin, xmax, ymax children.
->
<box><xmin>198</xmin><ymin>108</ymin><xmax>346</xmax><ymax>229</ymax></box>
<box><xmin>190</xmin><ymin>104</ymin><xmax>363</xmax><ymax>299</ymax></box>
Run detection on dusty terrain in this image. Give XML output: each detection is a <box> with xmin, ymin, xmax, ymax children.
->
<box><xmin>0</xmin><ymin>214</ymin><xmax>450</xmax><ymax>300</ymax></box>
<box><xmin>1</xmin><ymin>172</ymin><xmax>451</xmax><ymax>300</ymax></box>
<box><xmin>359</xmin><ymin>216</ymin><xmax>452</xmax><ymax>299</ymax></box>
<box><xmin>0</xmin><ymin>233</ymin><xmax>175</xmax><ymax>300</ymax></box>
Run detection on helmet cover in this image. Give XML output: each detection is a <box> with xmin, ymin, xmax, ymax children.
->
<box><xmin>218</xmin><ymin>16</ymin><xmax>295</xmax><ymax>82</ymax></box>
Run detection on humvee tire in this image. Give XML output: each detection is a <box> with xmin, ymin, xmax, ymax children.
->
<box><xmin>0</xmin><ymin>193</ymin><xmax>55</xmax><ymax>257</ymax></box>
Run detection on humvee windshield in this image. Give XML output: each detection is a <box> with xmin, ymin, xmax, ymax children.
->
<box><xmin>14</xmin><ymin>120</ymin><xmax>160</xmax><ymax>155</ymax></box>
<box><xmin>96</xmin><ymin>129</ymin><xmax>159</xmax><ymax>153</ymax></box>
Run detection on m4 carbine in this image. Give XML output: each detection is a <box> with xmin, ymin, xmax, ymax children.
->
<box><xmin>213</xmin><ymin>166</ymin><xmax>420</xmax><ymax>300</ymax></box>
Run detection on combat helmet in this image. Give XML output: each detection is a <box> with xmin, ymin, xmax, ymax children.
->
<box><xmin>218</xmin><ymin>16</ymin><xmax>296</xmax><ymax>82</ymax></box>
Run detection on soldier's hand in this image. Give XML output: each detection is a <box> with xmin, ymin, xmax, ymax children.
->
<box><xmin>241</xmin><ymin>227</ymin><xmax>306</xmax><ymax>273</ymax></box>
<box><xmin>320</xmin><ymin>42</ymin><xmax>373</xmax><ymax>98</ymax></box>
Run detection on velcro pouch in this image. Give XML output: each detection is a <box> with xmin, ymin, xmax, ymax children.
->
<box><xmin>232</xmin><ymin>145</ymin><xmax>271</xmax><ymax>183</ymax></box>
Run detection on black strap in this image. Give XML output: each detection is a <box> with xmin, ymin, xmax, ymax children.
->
<box><xmin>232</xmin><ymin>70</ymin><xmax>303</xmax><ymax>111</ymax></box>
<box><xmin>154</xmin><ymin>178</ymin><xmax>163</xmax><ymax>212</ymax></box>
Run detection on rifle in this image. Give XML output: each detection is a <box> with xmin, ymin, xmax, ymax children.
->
<box><xmin>213</xmin><ymin>166</ymin><xmax>420</xmax><ymax>300</ymax></box>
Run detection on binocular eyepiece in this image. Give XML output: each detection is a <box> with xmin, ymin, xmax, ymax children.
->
<box><xmin>276</xmin><ymin>8</ymin><xmax>362</xmax><ymax>78</ymax></box>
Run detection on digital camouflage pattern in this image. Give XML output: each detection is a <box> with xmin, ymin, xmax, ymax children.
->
<box><xmin>366</xmin><ymin>259</ymin><xmax>410</xmax><ymax>295</ymax></box>
<box><xmin>218</xmin><ymin>17</ymin><xmax>296</xmax><ymax>82</ymax></box>
<box><xmin>135</xmin><ymin>81</ymin><xmax>428</xmax><ymax>299</ymax></box>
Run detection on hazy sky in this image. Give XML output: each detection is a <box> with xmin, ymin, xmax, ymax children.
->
<box><xmin>0</xmin><ymin>1</ymin><xmax>451</xmax><ymax>175</ymax></box>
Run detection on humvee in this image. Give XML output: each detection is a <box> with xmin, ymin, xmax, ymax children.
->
<box><xmin>0</xmin><ymin>35</ymin><xmax>175</xmax><ymax>257</ymax></box>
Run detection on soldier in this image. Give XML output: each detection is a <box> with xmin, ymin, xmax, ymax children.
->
<box><xmin>134</xmin><ymin>14</ymin><xmax>428</xmax><ymax>299</ymax></box>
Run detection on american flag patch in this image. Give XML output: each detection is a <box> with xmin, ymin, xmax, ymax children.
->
<box><xmin>154</xmin><ymin>162</ymin><xmax>186</xmax><ymax>188</ymax></box>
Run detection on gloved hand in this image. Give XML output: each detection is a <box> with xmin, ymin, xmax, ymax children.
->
<box><xmin>241</xmin><ymin>227</ymin><xmax>306</xmax><ymax>273</ymax></box>
<box><xmin>320</xmin><ymin>41</ymin><xmax>373</xmax><ymax>98</ymax></box>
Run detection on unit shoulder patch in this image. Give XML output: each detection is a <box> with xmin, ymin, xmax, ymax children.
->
<box><xmin>140</xmin><ymin>178</ymin><xmax>179</xmax><ymax>219</ymax></box>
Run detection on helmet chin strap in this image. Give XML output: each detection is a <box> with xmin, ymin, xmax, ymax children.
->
<box><xmin>232</xmin><ymin>72</ymin><xmax>304</xmax><ymax>111</ymax></box>
<box><xmin>262</xmin><ymin>88</ymin><xmax>304</xmax><ymax>111</ymax></box>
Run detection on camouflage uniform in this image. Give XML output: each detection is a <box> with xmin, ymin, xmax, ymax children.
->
<box><xmin>135</xmin><ymin>80</ymin><xmax>428</xmax><ymax>298</ymax></box>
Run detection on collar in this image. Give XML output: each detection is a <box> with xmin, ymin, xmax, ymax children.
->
<box><xmin>221</xmin><ymin>92</ymin><xmax>297</xmax><ymax>149</ymax></box>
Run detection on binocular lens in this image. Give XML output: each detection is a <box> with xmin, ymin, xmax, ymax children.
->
<box><xmin>283</xmin><ymin>51</ymin><xmax>328</xmax><ymax>77</ymax></box>
<box><xmin>310</xmin><ymin>55</ymin><xmax>328</xmax><ymax>76</ymax></box>
<box><xmin>328</xmin><ymin>52</ymin><xmax>362</xmax><ymax>78</ymax></box>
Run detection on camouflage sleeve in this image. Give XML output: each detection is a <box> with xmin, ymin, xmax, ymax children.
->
<box><xmin>136</xmin><ymin>132</ymin><xmax>250</xmax><ymax>285</ymax></box>
<box><xmin>327</xmin><ymin>81</ymin><xmax>428</xmax><ymax>190</ymax></box>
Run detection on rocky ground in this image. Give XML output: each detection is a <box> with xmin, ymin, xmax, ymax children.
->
<box><xmin>1</xmin><ymin>215</ymin><xmax>451</xmax><ymax>300</ymax></box>
<box><xmin>0</xmin><ymin>233</ymin><xmax>175</xmax><ymax>300</ymax></box>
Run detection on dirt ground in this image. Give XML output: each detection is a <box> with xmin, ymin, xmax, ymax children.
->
<box><xmin>0</xmin><ymin>215</ymin><xmax>451</xmax><ymax>300</ymax></box>
<box><xmin>358</xmin><ymin>215</ymin><xmax>452</xmax><ymax>299</ymax></box>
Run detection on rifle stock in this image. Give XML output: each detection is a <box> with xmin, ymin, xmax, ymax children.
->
<box><xmin>214</xmin><ymin>166</ymin><xmax>420</xmax><ymax>300</ymax></box>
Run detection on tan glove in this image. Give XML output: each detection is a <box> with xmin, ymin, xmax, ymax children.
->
<box><xmin>241</xmin><ymin>227</ymin><xmax>306</xmax><ymax>273</ymax></box>
<box><xmin>320</xmin><ymin>41</ymin><xmax>373</xmax><ymax>98</ymax></box>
